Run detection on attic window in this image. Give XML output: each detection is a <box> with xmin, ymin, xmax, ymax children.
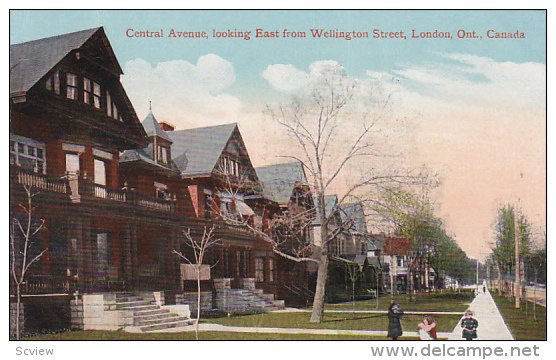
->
<box><xmin>45</xmin><ymin>72</ymin><xmax>60</xmax><ymax>95</ymax></box>
<box><xmin>66</xmin><ymin>73</ymin><xmax>78</xmax><ymax>100</ymax></box>
<box><xmin>106</xmin><ymin>91</ymin><xmax>112</xmax><ymax>117</ymax></box>
<box><xmin>93</xmin><ymin>82</ymin><xmax>101</xmax><ymax>109</ymax></box>
<box><xmin>83</xmin><ymin>78</ymin><xmax>92</xmax><ymax>104</ymax></box>
<box><xmin>222</xmin><ymin>156</ymin><xmax>240</xmax><ymax>176</ymax></box>
<box><xmin>157</xmin><ymin>145</ymin><xmax>169</xmax><ymax>164</ymax></box>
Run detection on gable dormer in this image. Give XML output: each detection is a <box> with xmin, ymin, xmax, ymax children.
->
<box><xmin>10</xmin><ymin>27</ymin><xmax>147</xmax><ymax>151</ymax></box>
<box><xmin>141</xmin><ymin>111</ymin><xmax>172</xmax><ymax>167</ymax></box>
<box><xmin>217</xmin><ymin>126</ymin><xmax>258</xmax><ymax>185</ymax></box>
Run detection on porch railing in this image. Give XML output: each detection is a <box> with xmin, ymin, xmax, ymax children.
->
<box><xmin>11</xmin><ymin>168</ymin><xmax>68</xmax><ymax>194</ymax></box>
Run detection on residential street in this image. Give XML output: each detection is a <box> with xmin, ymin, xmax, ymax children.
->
<box><xmin>448</xmin><ymin>288</ymin><xmax>513</xmax><ymax>340</ymax></box>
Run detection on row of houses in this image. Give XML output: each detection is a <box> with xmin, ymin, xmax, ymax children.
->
<box><xmin>9</xmin><ymin>27</ymin><xmax>373</xmax><ymax>332</ymax></box>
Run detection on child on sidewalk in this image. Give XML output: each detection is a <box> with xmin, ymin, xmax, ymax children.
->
<box><xmin>461</xmin><ymin>310</ymin><xmax>479</xmax><ymax>340</ymax></box>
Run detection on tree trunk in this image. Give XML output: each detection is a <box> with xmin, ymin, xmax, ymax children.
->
<box><xmin>310</xmin><ymin>251</ymin><xmax>329</xmax><ymax>323</ymax></box>
<box><xmin>195</xmin><ymin>269</ymin><xmax>201</xmax><ymax>340</ymax></box>
<box><xmin>497</xmin><ymin>264</ymin><xmax>503</xmax><ymax>295</ymax></box>
<box><xmin>408</xmin><ymin>263</ymin><xmax>415</xmax><ymax>302</ymax></box>
<box><xmin>16</xmin><ymin>284</ymin><xmax>21</xmax><ymax>340</ymax></box>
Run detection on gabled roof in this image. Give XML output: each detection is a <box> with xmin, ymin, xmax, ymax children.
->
<box><xmin>256</xmin><ymin>162</ymin><xmax>307</xmax><ymax>205</ymax></box>
<box><xmin>384</xmin><ymin>237</ymin><xmax>412</xmax><ymax>256</ymax></box>
<box><xmin>167</xmin><ymin>123</ymin><xmax>238</xmax><ymax>177</ymax></box>
<box><xmin>142</xmin><ymin>112</ymin><xmax>172</xmax><ymax>142</ymax></box>
<box><xmin>339</xmin><ymin>202</ymin><xmax>368</xmax><ymax>235</ymax></box>
<box><xmin>10</xmin><ymin>27</ymin><xmax>120</xmax><ymax>96</ymax></box>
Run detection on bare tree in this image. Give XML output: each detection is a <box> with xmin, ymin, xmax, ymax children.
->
<box><xmin>173</xmin><ymin>226</ymin><xmax>220</xmax><ymax>340</ymax></box>
<box><xmin>10</xmin><ymin>185</ymin><xmax>47</xmax><ymax>340</ymax></box>
<box><xmin>262</xmin><ymin>73</ymin><xmax>410</xmax><ymax>323</ymax></box>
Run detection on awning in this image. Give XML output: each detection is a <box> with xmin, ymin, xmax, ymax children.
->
<box><xmin>235</xmin><ymin>198</ymin><xmax>255</xmax><ymax>216</ymax></box>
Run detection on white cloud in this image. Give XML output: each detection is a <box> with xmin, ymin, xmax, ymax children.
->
<box><xmin>262</xmin><ymin>60</ymin><xmax>346</xmax><ymax>93</ymax></box>
<box><xmin>121</xmin><ymin>54</ymin><xmax>241</xmax><ymax>129</ymax></box>
<box><xmin>392</xmin><ymin>53</ymin><xmax>546</xmax><ymax>111</ymax></box>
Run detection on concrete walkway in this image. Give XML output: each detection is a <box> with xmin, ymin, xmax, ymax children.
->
<box><xmin>276</xmin><ymin>309</ymin><xmax>462</xmax><ymax>315</ymax></box>
<box><xmin>448</xmin><ymin>288</ymin><xmax>513</xmax><ymax>340</ymax></box>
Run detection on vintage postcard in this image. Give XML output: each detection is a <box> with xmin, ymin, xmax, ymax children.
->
<box><xmin>8</xmin><ymin>8</ymin><xmax>547</xmax><ymax>357</ymax></box>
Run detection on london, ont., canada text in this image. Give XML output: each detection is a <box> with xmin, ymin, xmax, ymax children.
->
<box><xmin>125</xmin><ymin>28</ymin><xmax>526</xmax><ymax>41</ymax></box>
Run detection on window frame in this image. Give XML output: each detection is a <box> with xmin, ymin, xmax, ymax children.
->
<box><xmin>255</xmin><ymin>257</ymin><xmax>265</xmax><ymax>282</ymax></box>
<box><xmin>93</xmin><ymin>82</ymin><xmax>101</xmax><ymax>109</ymax></box>
<box><xmin>83</xmin><ymin>77</ymin><xmax>92</xmax><ymax>104</ymax></box>
<box><xmin>66</xmin><ymin>73</ymin><xmax>78</xmax><ymax>100</ymax></box>
<box><xmin>9</xmin><ymin>134</ymin><xmax>47</xmax><ymax>174</ymax></box>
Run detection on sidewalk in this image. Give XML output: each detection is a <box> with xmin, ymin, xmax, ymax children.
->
<box><xmin>448</xmin><ymin>288</ymin><xmax>513</xmax><ymax>340</ymax></box>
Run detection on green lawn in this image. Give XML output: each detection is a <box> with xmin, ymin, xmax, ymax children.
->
<box><xmin>204</xmin><ymin>312</ymin><xmax>461</xmax><ymax>333</ymax></box>
<box><xmin>324</xmin><ymin>290</ymin><xmax>474</xmax><ymax>312</ymax></box>
<box><xmin>492</xmin><ymin>294</ymin><xmax>547</xmax><ymax>340</ymax></box>
<box><xmin>25</xmin><ymin>330</ymin><xmax>418</xmax><ymax>341</ymax></box>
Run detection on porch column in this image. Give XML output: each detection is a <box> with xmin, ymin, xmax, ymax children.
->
<box><xmin>122</xmin><ymin>224</ymin><xmax>134</xmax><ymax>286</ymax></box>
<box><xmin>66</xmin><ymin>217</ymin><xmax>92</xmax><ymax>292</ymax></box>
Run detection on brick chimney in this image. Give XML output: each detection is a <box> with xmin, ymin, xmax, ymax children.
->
<box><xmin>159</xmin><ymin>121</ymin><xmax>175</xmax><ymax>131</ymax></box>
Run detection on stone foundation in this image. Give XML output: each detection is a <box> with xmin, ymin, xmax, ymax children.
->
<box><xmin>176</xmin><ymin>292</ymin><xmax>213</xmax><ymax>312</ymax></box>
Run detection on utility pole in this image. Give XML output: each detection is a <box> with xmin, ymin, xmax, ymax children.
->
<box><xmin>515</xmin><ymin>208</ymin><xmax>521</xmax><ymax>309</ymax></box>
<box><xmin>476</xmin><ymin>258</ymin><xmax>479</xmax><ymax>289</ymax></box>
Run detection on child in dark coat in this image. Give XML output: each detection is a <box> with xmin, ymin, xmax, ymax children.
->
<box><xmin>461</xmin><ymin>310</ymin><xmax>479</xmax><ymax>340</ymax></box>
<box><xmin>387</xmin><ymin>302</ymin><xmax>404</xmax><ymax>340</ymax></box>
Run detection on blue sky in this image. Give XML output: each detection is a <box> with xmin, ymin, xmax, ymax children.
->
<box><xmin>10</xmin><ymin>10</ymin><xmax>546</xmax><ymax>101</ymax></box>
<box><xmin>9</xmin><ymin>10</ymin><xmax>547</xmax><ymax>259</ymax></box>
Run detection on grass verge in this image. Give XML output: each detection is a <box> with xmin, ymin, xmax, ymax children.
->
<box><xmin>204</xmin><ymin>312</ymin><xmax>461</xmax><ymax>332</ymax></box>
<box><xmin>491</xmin><ymin>294</ymin><xmax>546</xmax><ymax>340</ymax></box>
<box><xmin>25</xmin><ymin>330</ymin><xmax>419</xmax><ymax>341</ymax></box>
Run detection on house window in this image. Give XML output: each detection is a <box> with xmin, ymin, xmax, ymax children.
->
<box><xmin>155</xmin><ymin>182</ymin><xmax>169</xmax><ymax>200</ymax></box>
<box><xmin>255</xmin><ymin>258</ymin><xmax>264</xmax><ymax>282</ymax></box>
<box><xmin>9</xmin><ymin>134</ymin><xmax>46</xmax><ymax>174</ymax></box>
<box><xmin>204</xmin><ymin>194</ymin><xmax>213</xmax><ymax>219</ymax></box>
<box><xmin>66</xmin><ymin>73</ymin><xmax>78</xmax><ymax>100</ymax></box>
<box><xmin>95</xmin><ymin>232</ymin><xmax>111</xmax><ymax>280</ymax></box>
<box><xmin>93</xmin><ymin>82</ymin><xmax>101</xmax><ymax>109</ymax></box>
<box><xmin>83</xmin><ymin>78</ymin><xmax>92</xmax><ymax>104</ymax></box>
<box><xmin>396</xmin><ymin>256</ymin><xmax>405</xmax><ymax>267</ymax></box>
<box><xmin>236</xmin><ymin>251</ymin><xmax>241</xmax><ymax>277</ymax></box>
<box><xmin>106</xmin><ymin>91</ymin><xmax>112</xmax><ymax>117</ymax></box>
<box><xmin>361</xmin><ymin>241</ymin><xmax>366</xmax><ymax>255</ymax></box>
<box><xmin>112</xmin><ymin>103</ymin><xmax>118</xmax><ymax>120</ymax></box>
<box><xmin>157</xmin><ymin>145</ymin><xmax>168</xmax><ymax>164</ymax></box>
<box><xmin>94</xmin><ymin>158</ymin><xmax>107</xmax><ymax>186</ymax></box>
<box><xmin>268</xmin><ymin>258</ymin><xmax>275</xmax><ymax>282</ymax></box>
<box><xmin>222</xmin><ymin>156</ymin><xmax>240</xmax><ymax>176</ymax></box>
<box><xmin>65</xmin><ymin>153</ymin><xmax>80</xmax><ymax>174</ymax></box>
<box><xmin>45</xmin><ymin>71</ymin><xmax>60</xmax><ymax>94</ymax></box>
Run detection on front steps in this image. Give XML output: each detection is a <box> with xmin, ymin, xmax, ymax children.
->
<box><xmin>115</xmin><ymin>293</ymin><xmax>193</xmax><ymax>332</ymax></box>
<box><xmin>71</xmin><ymin>292</ymin><xmax>193</xmax><ymax>332</ymax></box>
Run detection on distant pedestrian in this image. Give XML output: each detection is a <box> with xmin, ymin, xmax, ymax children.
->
<box><xmin>461</xmin><ymin>310</ymin><xmax>479</xmax><ymax>340</ymax></box>
<box><xmin>418</xmin><ymin>315</ymin><xmax>437</xmax><ymax>340</ymax></box>
<box><xmin>483</xmin><ymin>285</ymin><xmax>486</xmax><ymax>293</ymax></box>
<box><xmin>387</xmin><ymin>302</ymin><xmax>404</xmax><ymax>340</ymax></box>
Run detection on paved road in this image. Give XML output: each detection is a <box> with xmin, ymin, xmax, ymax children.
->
<box><xmin>448</xmin><ymin>288</ymin><xmax>513</xmax><ymax>340</ymax></box>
